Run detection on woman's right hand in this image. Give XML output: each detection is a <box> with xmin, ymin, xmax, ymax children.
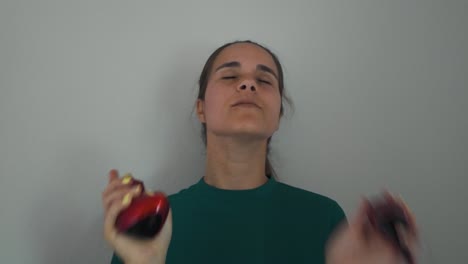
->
<box><xmin>326</xmin><ymin>195</ymin><xmax>419</xmax><ymax>264</ymax></box>
<box><xmin>102</xmin><ymin>169</ymin><xmax>172</xmax><ymax>264</ymax></box>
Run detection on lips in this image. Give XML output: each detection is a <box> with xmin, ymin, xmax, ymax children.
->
<box><xmin>232</xmin><ymin>99</ymin><xmax>260</xmax><ymax>108</ymax></box>
<box><xmin>234</xmin><ymin>103</ymin><xmax>258</xmax><ymax>107</ymax></box>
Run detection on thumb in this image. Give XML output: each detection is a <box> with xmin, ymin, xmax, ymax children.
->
<box><xmin>108</xmin><ymin>169</ymin><xmax>119</xmax><ymax>183</ymax></box>
<box><xmin>148</xmin><ymin>208</ymin><xmax>173</xmax><ymax>262</ymax></box>
<box><xmin>155</xmin><ymin>208</ymin><xmax>173</xmax><ymax>244</ymax></box>
<box><xmin>350</xmin><ymin>197</ymin><xmax>372</xmax><ymax>240</ymax></box>
<box><xmin>351</xmin><ymin>197</ymin><xmax>371</xmax><ymax>225</ymax></box>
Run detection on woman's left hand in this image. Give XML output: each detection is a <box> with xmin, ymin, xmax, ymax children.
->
<box><xmin>325</xmin><ymin>194</ymin><xmax>419</xmax><ymax>264</ymax></box>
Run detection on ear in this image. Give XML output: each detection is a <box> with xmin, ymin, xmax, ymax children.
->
<box><xmin>196</xmin><ymin>99</ymin><xmax>206</xmax><ymax>123</ymax></box>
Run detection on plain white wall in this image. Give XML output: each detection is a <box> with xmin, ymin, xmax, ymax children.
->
<box><xmin>1</xmin><ymin>0</ymin><xmax>466</xmax><ymax>263</ymax></box>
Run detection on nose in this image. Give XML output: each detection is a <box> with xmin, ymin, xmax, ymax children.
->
<box><xmin>237</xmin><ymin>79</ymin><xmax>256</xmax><ymax>92</ymax></box>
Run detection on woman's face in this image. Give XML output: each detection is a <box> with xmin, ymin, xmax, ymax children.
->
<box><xmin>197</xmin><ymin>43</ymin><xmax>282</xmax><ymax>142</ymax></box>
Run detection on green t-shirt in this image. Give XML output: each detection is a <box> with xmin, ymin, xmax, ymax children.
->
<box><xmin>111</xmin><ymin>176</ymin><xmax>346</xmax><ymax>264</ymax></box>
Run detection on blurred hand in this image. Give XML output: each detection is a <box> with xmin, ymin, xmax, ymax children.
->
<box><xmin>326</xmin><ymin>194</ymin><xmax>419</xmax><ymax>264</ymax></box>
<box><xmin>102</xmin><ymin>169</ymin><xmax>172</xmax><ymax>264</ymax></box>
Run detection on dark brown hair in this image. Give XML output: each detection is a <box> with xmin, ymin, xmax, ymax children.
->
<box><xmin>196</xmin><ymin>40</ymin><xmax>293</xmax><ymax>179</ymax></box>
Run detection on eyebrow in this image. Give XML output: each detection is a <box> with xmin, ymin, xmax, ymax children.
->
<box><xmin>215</xmin><ymin>61</ymin><xmax>241</xmax><ymax>72</ymax></box>
<box><xmin>257</xmin><ymin>64</ymin><xmax>278</xmax><ymax>80</ymax></box>
<box><xmin>214</xmin><ymin>61</ymin><xmax>278</xmax><ymax>80</ymax></box>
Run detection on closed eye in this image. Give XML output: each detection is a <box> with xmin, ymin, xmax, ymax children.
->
<box><xmin>257</xmin><ymin>79</ymin><xmax>271</xmax><ymax>85</ymax></box>
<box><xmin>222</xmin><ymin>76</ymin><xmax>237</xmax><ymax>80</ymax></box>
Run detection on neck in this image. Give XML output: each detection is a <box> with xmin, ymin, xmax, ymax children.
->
<box><xmin>204</xmin><ymin>134</ymin><xmax>268</xmax><ymax>190</ymax></box>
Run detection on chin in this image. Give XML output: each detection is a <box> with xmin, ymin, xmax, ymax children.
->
<box><xmin>208</xmin><ymin>121</ymin><xmax>276</xmax><ymax>141</ymax></box>
<box><xmin>226</xmin><ymin>127</ymin><xmax>273</xmax><ymax>141</ymax></box>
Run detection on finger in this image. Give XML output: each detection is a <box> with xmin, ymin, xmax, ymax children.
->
<box><xmin>151</xmin><ymin>208</ymin><xmax>173</xmax><ymax>255</ymax></box>
<box><xmin>104</xmin><ymin>200</ymin><xmax>125</xmax><ymax>242</ymax></box>
<box><xmin>102</xmin><ymin>170</ymin><xmax>123</xmax><ymax>197</ymax></box>
<box><xmin>351</xmin><ymin>197</ymin><xmax>371</xmax><ymax>229</ymax></box>
<box><xmin>395</xmin><ymin>196</ymin><xmax>419</xmax><ymax>237</ymax></box>
<box><xmin>103</xmin><ymin>185</ymin><xmax>141</xmax><ymax>212</ymax></box>
<box><xmin>382</xmin><ymin>190</ymin><xmax>396</xmax><ymax>203</ymax></box>
<box><xmin>380</xmin><ymin>193</ymin><xmax>420</xmax><ymax>261</ymax></box>
<box><xmin>156</xmin><ymin>208</ymin><xmax>172</xmax><ymax>240</ymax></box>
<box><xmin>381</xmin><ymin>191</ymin><xmax>418</xmax><ymax>236</ymax></box>
<box><xmin>349</xmin><ymin>197</ymin><xmax>373</xmax><ymax>243</ymax></box>
<box><xmin>104</xmin><ymin>187</ymin><xmax>140</xmax><ymax>241</ymax></box>
<box><xmin>102</xmin><ymin>173</ymin><xmax>135</xmax><ymax>201</ymax></box>
<box><xmin>102</xmin><ymin>177</ymin><xmax>136</xmax><ymax>202</ymax></box>
<box><xmin>108</xmin><ymin>169</ymin><xmax>119</xmax><ymax>183</ymax></box>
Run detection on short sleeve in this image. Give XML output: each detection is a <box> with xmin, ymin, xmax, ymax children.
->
<box><xmin>329</xmin><ymin>201</ymin><xmax>347</xmax><ymax>235</ymax></box>
<box><xmin>110</xmin><ymin>253</ymin><xmax>123</xmax><ymax>264</ymax></box>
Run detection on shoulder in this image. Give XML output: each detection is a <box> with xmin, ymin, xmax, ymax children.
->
<box><xmin>167</xmin><ymin>181</ymin><xmax>200</xmax><ymax>205</ymax></box>
<box><xmin>274</xmin><ymin>181</ymin><xmax>340</xmax><ymax>206</ymax></box>
<box><xmin>273</xmin><ymin>180</ymin><xmax>346</xmax><ymax>221</ymax></box>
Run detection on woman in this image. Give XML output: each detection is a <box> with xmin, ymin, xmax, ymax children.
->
<box><xmin>102</xmin><ymin>40</ymin><xmax>418</xmax><ymax>264</ymax></box>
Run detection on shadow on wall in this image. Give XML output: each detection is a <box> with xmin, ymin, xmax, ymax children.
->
<box><xmin>142</xmin><ymin>44</ymin><xmax>208</xmax><ymax>194</ymax></box>
<box><xmin>29</xmin><ymin>45</ymin><xmax>207</xmax><ymax>264</ymax></box>
<box><xmin>30</xmin><ymin>144</ymin><xmax>112</xmax><ymax>263</ymax></box>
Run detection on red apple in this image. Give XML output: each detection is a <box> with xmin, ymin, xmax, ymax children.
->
<box><xmin>115</xmin><ymin>178</ymin><xmax>170</xmax><ymax>239</ymax></box>
<box><xmin>367</xmin><ymin>194</ymin><xmax>414</xmax><ymax>264</ymax></box>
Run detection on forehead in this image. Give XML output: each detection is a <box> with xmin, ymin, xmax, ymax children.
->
<box><xmin>212</xmin><ymin>43</ymin><xmax>278</xmax><ymax>73</ymax></box>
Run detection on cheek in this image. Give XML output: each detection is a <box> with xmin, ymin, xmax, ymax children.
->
<box><xmin>203</xmin><ymin>84</ymin><xmax>227</xmax><ymax>119</ymax></box>
<box><xmin>269</xmin><ymin>92</ymin><xmax>282</xmax><ymax>118</ymax></box>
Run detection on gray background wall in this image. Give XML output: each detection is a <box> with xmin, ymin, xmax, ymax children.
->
<box><xmin>1</xmin><ymin>0</ymin><xmax>466</xmax><ymax>263</ymax></box>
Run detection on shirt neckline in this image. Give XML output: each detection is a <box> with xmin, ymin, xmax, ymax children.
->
<box><xmin>193</xmin><ymin>176</ymin><xmax>277</xmax><ymax>199</ymax></box>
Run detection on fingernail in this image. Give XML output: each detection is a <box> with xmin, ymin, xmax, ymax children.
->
<box><xmin>121</xmin><ymin>173</ymin><xmax>133</xmax><ymax>184</ymax></box>
<box><xmin>398</xmin><ymin>194</ymin><xmax>406</xmax><ymax>202</ymax></box>
<box><xmin>122</xmin><ymin>193</ymin><xmax>132</xmax><ymax>206</ymax></box>
<box><xmin>400</xmin><ymin>197</ymin><xmax>410</xmax><ymax>211</ymax></box>
<box><xmin>134</xmin><ymin>185</ymin><xmax>141</xmax><ymax>193</ymax></box>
